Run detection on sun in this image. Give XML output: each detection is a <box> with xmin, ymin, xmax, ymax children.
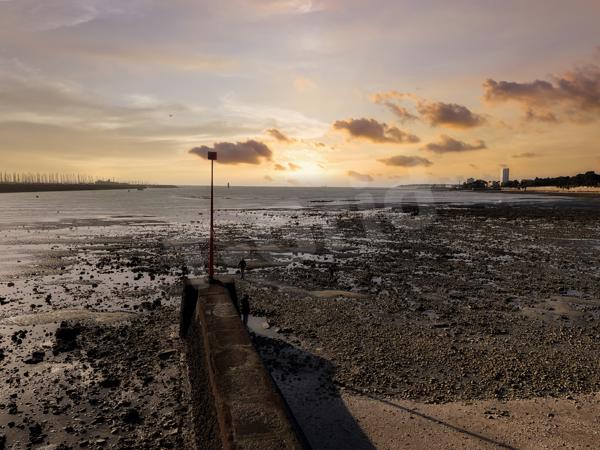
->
<box><xmin>295</xmin><ymin>161</ymin><xmax>324</xmax><ymax>178</ymax></box>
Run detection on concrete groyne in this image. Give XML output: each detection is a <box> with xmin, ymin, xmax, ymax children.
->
<box><xmin>180</xmin><ymin>277</ymin><xmax>308</xmax><ymax>449</ymax></box>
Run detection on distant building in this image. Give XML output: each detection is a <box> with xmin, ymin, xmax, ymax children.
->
<box><xmin>501</xmin><ymin>168</ymin><xmax>510</xmax><ymax>184</ymax></box>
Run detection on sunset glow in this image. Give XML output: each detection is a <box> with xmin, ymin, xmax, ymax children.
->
<box><xmin>1</xmin><ymin>0</ymin><xmax>599</xmax><ymax>185</ymax></box>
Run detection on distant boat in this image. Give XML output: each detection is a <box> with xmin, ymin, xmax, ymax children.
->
<box><xmin>227</xmin><ymin>182</ymin><xmax>230</xmax><ymax>189</ymax></box>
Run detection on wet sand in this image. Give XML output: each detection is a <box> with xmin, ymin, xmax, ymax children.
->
<box><xmin>240</xmin><ymin>200</ymin><xmax>600</xmax><ymax>449</ymax></box>
<box><xmin>1</xmin><ymin>197</ymin><xmax>600</xmax><ymax>448</ymax></box>
<box><xmin>0</xmin><ymin>218</ymin><xmax>195</xmax><ymax>449</ymax></box>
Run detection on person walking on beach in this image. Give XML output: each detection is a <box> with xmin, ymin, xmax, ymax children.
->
<box><xmin>241</xmin><ymin>294</ymin><xmax>250</xmax><ymax>327</ymax></box>
<box><xmin>328</xmin><ymin>263</ymin><xmax>337</xmax><ymax>282</ymax></box>
<box><xmin>238</xmin><ymin>258</ymin><xmax>247</xmax><ymax>280</ymax></box>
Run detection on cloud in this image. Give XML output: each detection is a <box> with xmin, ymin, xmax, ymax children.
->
<box><xmin>264</xmin><ymin>175</ymin><xmax>273</xmax><ymax>181</ymax></box>
<box><xmin>377</xmin><ymin>155</ymin><xmax>433</xmax><ymax>167</ymax></box>
<box><xmin>266</xmin><ymin>128</ymin><xmax>293</xmax><ymax>142</ymax></box>
<box><xmin>525</xmin><ymin>109</ymin><xmax>558</xmax><ymax>123</ymax></box>
<box><xmin>484</xmin><ymin>79</ymin><xmax>557</xmax><ymax>105</ymax></box>
<box><xmin>220</xmin><ymin>94</ymin><xmax>328</xmax><ymax>138</ymax></box>
<box><xmin>423</xmin><ymin>135</ymin><xmax>486</xmax><ymax>154</ymax></box>
<box><xmin>333</xmin><ymin>118</ymin><xmax>419</xmax><ymax>143</ymax></box>
<box><xmin>189</xmin><ymin>140</ymin><xmax>273</xmax><ymax>165</ymax></box>
<box><xmin>273</xmin><ymin>161</ymin><xmax>301</xmax><ymax>171</ymax></box>
<box><xmin>347</xmin><ymin>170</ymin><xmax>373</xmax><ymax>182</ymax></box>
<box><xmin>512</xmin><ymin>152</ymin><xmax>539</xmax><ymax>158</ymax></box>
<box><xmin>383</xmin><ymin>103</ymin><xmax>419</xmax><ymax>123</ymax></box>
<box><xmin>371</xmin><ymin>93</ymin><xmax>418</xmax><ymax>123</ymax></box>
<box><xmin>416</xmin><ymin>101</ymin><xmax>486</xmax><ymax>128</ymax></box>
<box><xmin>0</xmin><ymin>0</ymin><xmax>127</xmax><ymax>31</ymax></box>
<box><xmin>371</xmin><ymin>91</ymin><xmax>484</xmax><ymax>128</ymax></box>
<box><xmin>483</xmin><ymin>59</ymin><xmax>600</xmax><ymax>122</ymax></box>
<box><xmin>0</xmin><ymin>62</ymin><xmax>260</xmax><ymax>142</ymax></box>
<box><xmin>293</xmin><ymin>75</ymin><xmax>317</xmax><ymax>91</ymax></box>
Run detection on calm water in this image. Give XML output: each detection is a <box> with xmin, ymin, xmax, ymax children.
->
<box><xmin>0</xmin><ymin>186</ymin><xmax>565</xmax><ymax>226</ymax></box>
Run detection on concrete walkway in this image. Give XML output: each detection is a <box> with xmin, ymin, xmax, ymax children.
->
<box><xmin>181</xmin><ymin>277</ymin><xmax>307</xmax><ymax>449</ymax></box>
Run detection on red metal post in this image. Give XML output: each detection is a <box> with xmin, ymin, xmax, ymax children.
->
<box><xmin>209</xmin><ymin>157</ymin><xmax>214</xmax><ymax>280</ymax></box>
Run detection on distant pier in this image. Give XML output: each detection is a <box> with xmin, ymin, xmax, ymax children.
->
<box><xmin>0</xmin><ymin>183</ymin><xmax>177</xmax><ymax>194</ymax></box>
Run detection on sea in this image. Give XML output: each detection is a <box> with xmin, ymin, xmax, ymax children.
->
<box><xmin>0</xmin><ymin>186</ymin><xmax>566</xmax><ymax>226</ymax></box>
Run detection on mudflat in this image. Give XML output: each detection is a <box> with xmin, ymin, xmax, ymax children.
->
<box><xmin>1</xmin><ymin>197</ymin><xmax>599</xmax><ymax>448</ymax></box>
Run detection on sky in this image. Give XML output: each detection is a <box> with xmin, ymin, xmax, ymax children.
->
<box><xmin>1</xmin><ymin>0</ymin><xmax>600</xmax><ymax>186</ymax></box>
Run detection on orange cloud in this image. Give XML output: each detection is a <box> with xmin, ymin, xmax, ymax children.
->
<box><xmin>347</xmin><ymin>170</ymin><xmax>373</xmax><ymax>182</ymax></box>
<box><xmin>372</xmin><ymin>91</ymin><xmax>485</xmax><ymax>128</ymax></box>
<box><xmin>378</xmin><ymin>155</ymin><xmax>432</xmax><ymax>167</ymax></box>
<box><xmin>189</xmin><ymin>140</ymin><xmax>272</xmax><ymax>164</ymax></box>
<box><xmin>416</xmin><ymin>101</ymin><xmax>485</xmax><ymax>128</ymax></box>
<box><xmin>423</xmin><ymin>135</ymin><xmax>486</xmax><ymax>154</ymax></box>
<box><xmin>266</xmin><ymin>128</ymin><xmax>293</xmax><ymax>142</ymax></box>
<box><xmin>333</xmin><ymin>118</ymin><xmax>419</xmax><ymax>143</ymax></box>
<box><xmin>483</xmin><ymin>57</ymin><xmax>600</xmax><ymax>122</ymax></box>
<box><xmin>512</xmin><ymin>152</ymin><xmax>539</xmax><ymax>159</ymax></box>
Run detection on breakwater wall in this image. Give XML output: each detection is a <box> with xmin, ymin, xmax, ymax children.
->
<box><xmin>180</xmin><ymin>277</ymin><xmax>309</xmax><ymax>449</ymax></box>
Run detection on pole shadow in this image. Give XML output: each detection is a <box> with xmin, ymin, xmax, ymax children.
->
<box><xmin>251</xmin><ymin>331</ymin><xmax>518</xmax><ymax>450</ymax></box>
<box><xmin>345</xmin><ymin>387</ymin><xmax>519</xmax><ymax>450</ymax></box>
<box><xmin>251</xmin><ymin>333</ymin><xmax>376</xmax><ymax>450</ymax></box>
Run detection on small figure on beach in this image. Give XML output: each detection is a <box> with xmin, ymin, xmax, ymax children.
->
<box><xmin>328</xmin><ymin>263</ymin><xmax>337</xmax><ymax>282</ymax></box>
<box><xmin>241</xmin><ymin>294</ymin><xmax>250</xmax><ymax>326</ymax></box>
<box><xmin>238</xmin><ymin>258</ymin><xmax>247</xmax><ymax>280</ymax></box>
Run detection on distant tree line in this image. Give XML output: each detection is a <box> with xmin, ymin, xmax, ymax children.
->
<box><xmin>462</xmin><ymin>171</ymin><xmax>600</xmax><ymax>190</ymax></box>
<box><xmin>0</xmin><ymin>172</ymin><xmax>145</xmax><ymax>185</ymax></box>
<box><xmin>518</xmin><ymin>171</ymin><xmax>600</xmax><ymax>188</ymax></box>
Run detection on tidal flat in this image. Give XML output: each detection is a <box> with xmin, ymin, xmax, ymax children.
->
<box><xmin>1</xmin><ymin>197</ymin><xmax>600</xmax><ymax>449</ymax></box>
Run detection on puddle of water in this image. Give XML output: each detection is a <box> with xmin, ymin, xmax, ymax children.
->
<box><xmin>0</xmin><ymin>309</ymin><xmax>136</xmax><ymax>326</ymax></box>
<box><xmin>247</xmin><ymin>314</ymin><xmax>285</xmax><ymax>340</ymax></box>
<box><xmin>311</xmin><ymin>290</ymin><xmax>368</xmax><ymax>299</ymax></box>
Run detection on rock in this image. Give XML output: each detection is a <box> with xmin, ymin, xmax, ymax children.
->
<box><xmin>261</xmin><ymin>321</ymin><xmax>271</xmax><ymax>329</ymax></box>
<box><xmin>11</xmin><ymin>329</ymin><xmax>27</xmax><ymax>345</ymax></box>
<box><xmin>28</xmin><ymin>422</ymin><xmax>44</xmax><ymax>444</ymax></box>
<box><xmin>0</xmin><ymin>433</ymin><xmax>5</xmax><ymax>450</ymax></box>
<box><xmin>53</xmin><ymin>322</ymin><xmax>82</xmax><ymax>354</ymax></box>
<box><xmin>55</xmin><ymin>321</ymin><xmax>82</xmax><ymax>341</ymax></box>
<box><xmin>99</xmin><ymin>375</ymin><xmax>120</xmax><ymax>388</ymax></box>
<box><xmin>122</xmin><ymin>408</ymin><xmax>143</xmax><ymax>424</ymax></box>
<box><xmin>158</xmin><ymin>349</ymin><xmax>177</xmax><ymax>360</ymax></box>
<box><xmin>24</xmin><ymin>351</ymin><xmax>45</xmax><ymax>364</ymax></box>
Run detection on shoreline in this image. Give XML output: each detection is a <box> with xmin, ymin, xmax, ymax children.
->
<box><xmin>0</xmin><ymin>183</ymin><xmax>178</xmax><ymax>194</ymax></box>
<box><xmin>500</xmin><ymin>189</ymin><xmax>600</xmax><ymax>199</ymax></box>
